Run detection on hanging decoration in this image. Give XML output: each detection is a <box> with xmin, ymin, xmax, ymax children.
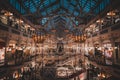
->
<box><xmin>72</xmin><ymin>29</ymin><xmax>86</xmax><ymax>43</ymax></box>
<box><xmin>32</xmin><ymin>29</ymin><xmax>46</xmax><ymax>43</ymax></box>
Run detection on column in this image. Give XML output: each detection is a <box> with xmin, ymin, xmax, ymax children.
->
<box><xmin>4</xmin><ymin>36</ymin><xmax>10</xmax><ymax>66</ymax></box>
<box><xmin>109</xmin><ymin>37</ymin><xmax>116</xmax><ymax>65</ymax></box>
<box><xmin>99</xmin><ymin>37</ymin><xmax>105</xmax><ymax>65</ymax></box>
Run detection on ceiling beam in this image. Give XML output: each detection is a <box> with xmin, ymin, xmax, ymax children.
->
<box><xmin>66</xmin><ymin>0</ymin><xmax>83</xmax><ymax>15</ymax></box>
<box><xmin>61</xmin><ymin>6</ymin><xmax>72</xmax><ymax>15</ymax></box>
<box><xmin>23</xmin><ymin>0</ymin><xmax>44</xmax><ymax>17</ymax></box>
<box><xmin>82</xmin><ymin>0</ymin><xmax>90</xmax><ymax>9</ymax></box>
<box><xmin>48</xmin><ymin>8</ymin><xmax>60</xmax><ymax>16</ymax></box>
<box><xmin>77</xmin><ymin>0</ymin><xmax>83</xmax><ymax>8</ymax></box>
<box><xmin>76</xmin><ymin>0</ymin><xmax>88</xmax><ymax>16</ymax></box>
<box><xmin>28</xmin><ymin>8</ymin><xmax>61</xmax><ymax>23</ymax></box>
<box><xmin>67</xmin><ymin>1</ymin><xmax>79</xmax><ymax>15</ymax></box>
<box><xmin>36</xmin><ymin>0</ymin><xmax>44</xmax><ymax>9</ymax></box>
<box><xmin>89</xmin><ymin>0</ymin><xmax>103</xmax><ymax>13</ymax></box>
<box><xmin>80</xmin><ymin>0</ymin><xmax>102</xmax><ymax>18</ymax></box>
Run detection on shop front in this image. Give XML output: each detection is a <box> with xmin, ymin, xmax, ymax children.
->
<box><xmin>115</xmin><ymin>38</ymin><xmax>120</xmax><ymax>65</ymax></box>
<box><xmin>102</xmin><ymin>42</ymin><xmax>113</xmax><ymax>65</ymax></box>
<box><xmin>5</xmin><ymin>40</ymin><xmax>17</xmax><ymax>65</ymax></box>
<box><xmin>93</xmin><ymin>40</ymin><xmax>113</xmax><ymax>65</ymax></box>
<box><xmin>5</xmin><ymin>40</ymin><xmax>25</xmax><ymax>65</ymax></box>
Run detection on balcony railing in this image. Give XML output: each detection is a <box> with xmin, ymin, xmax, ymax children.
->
<box><xmin>100</xmin><ymin>29</ymin><xmax>108</xmax><ymax>34</ymax></box>
<box><xmin>0</xmin><ymin>24</ymin><xmax>8</xmax><ymax>31</ymax></box>
<box><xmin>0</xmin><ymin>22</ymin><xmax>33</xmax><ymax>38</ymax></box>
<box><xmin>88</xmin><ymin>55</ymin><xmax>106</xmax><ymax>65</ymax></box>
<box><xmin>111</xmin><ymin>22</ymin><xmax>120</xmax><ymax>31</ymax></box>
<box><xmin>11</xmin><ymin>29</ymin><xmax>20</xmax><ymax>35</ymax></box>
<box><xmin>23</xmin><ymin>33</ymin><xmax>28</xmax><ymax>37</ymax></box>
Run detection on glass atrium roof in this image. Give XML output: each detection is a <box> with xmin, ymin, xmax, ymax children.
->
<box><xmin>8</xmin><ymin>0</ymin><xmax>110</xmax><ymax>25</ymax></box>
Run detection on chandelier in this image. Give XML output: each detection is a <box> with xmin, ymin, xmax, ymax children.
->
<box><xmin>72</xmin><ymin>29</ymin><xmax>86</xmax><ymax>43</ymax></box>
<box><xmin>32</xmin><ymin>29</ymin><xmax>46</xmax><ymax>43</ymax></box>
<box><xmin>73</xmin><ymin>34</ymin><xmax>86</xmax><ymax>43</ymax></box>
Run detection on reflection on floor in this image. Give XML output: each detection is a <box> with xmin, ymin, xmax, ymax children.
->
<box><xmin>0</xmin><ymin>53</ymin><xmax>86</xmax><ymax>80</ymax></box>
<box><xmin>0</xmin><ymin>53</ymin><xmax>120</xmax><ymax>80</ymax></box>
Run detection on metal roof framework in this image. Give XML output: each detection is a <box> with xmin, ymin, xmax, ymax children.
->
<box><xmin>8</xmin><ymin>0</ymin><xmax>110</xmax><ymax>26</ymax></box>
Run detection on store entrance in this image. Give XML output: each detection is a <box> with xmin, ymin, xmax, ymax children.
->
<box><xmin>57</xmin><ymin>42</ymin><xmax>64</xmax><ymax>55</ymax></box>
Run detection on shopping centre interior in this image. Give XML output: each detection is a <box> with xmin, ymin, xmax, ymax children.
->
<box><xmin>0</xmin><ymin>0</ymin><xmax>120</xmax><ymax>80</ymax></box>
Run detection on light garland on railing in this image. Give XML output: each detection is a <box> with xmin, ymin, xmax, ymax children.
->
<box><xmin>107</xmin><ymin>11</ymin><xmax>116</xmax><ymax>16</ymax></box>
<box><xmin>4</xmin><ymin>11</ymin><xmax>13</xmax><ymax>16</ymax></box>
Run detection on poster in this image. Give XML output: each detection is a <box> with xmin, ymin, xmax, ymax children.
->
<box><xmin>103</xmin><ymin>43</ymin><xmax>113</xmax><ymax>65</ymax></box>
<box><xmin>104</xmin><ymin>47</ymin><xmax>113</xmax><ymax>65</ymax></box>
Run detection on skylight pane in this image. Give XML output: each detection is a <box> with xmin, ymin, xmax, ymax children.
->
<box><xmin>21</xmin><ymin>8</ymin><xmax>25</xmax><ymax>14</ymax></box>
<box><xmin>34</xmin><ymin>0</ymin><xmax>40</xmax><ymax>4</ymax></box>
<box><xmin>91</xmin><ymin>1</ymin><xmax>95</xmax><ymax>7</ymax></box>
<box><xmin>29</xmin><ymin>1</ymin><xmax>34</xmax><ymax>7</ymax></box>
<box><xmin>69</xmin><ymin>5</ymin><xmax>74</xmax><ymax>10</ymax></box>
<box><xmin>24</xmin><ymin>1</ymin><xmax>29</xmax><ymax>7</ymax></box>
<box><xmin>81</xmin><ymin>0</ymin><xmax>87</xmax><ymax>7</ymax></box>
<box><xmin>63</xmin><ymin>0</ymin><xmax>68</xmax><ymax>7</ymax></box>
<box><xmin>9</xmin><ymin>0</ymin><xmax>15</xmax><ymax>4</ymax></box>
<box><xmin>43</xmin><ymin>0</ymin><xmax>49</xmax><ymax>6</ymax></box>
<box><xmin>15</xmin><ymin>1</ymin><xmax>20</xmax><ymax>10</ymax></box>
<box><xmin>74</xmin><ymin>11</ymin><xmax>79</xmax><ymax>16</ymax></box>
<box><xmin>50</xmin><ymin>0</ymin><xmax>56</xmax><ymax>3</ymax></box>
<box><xmin>47</xmin><ymin>8</ymin><xmax>52</xmax><ymax>13</ymax></box>
<box><xmin>30</xmin><ymin>6</ymin><xmax>36</xmax><ymax>13</ymax></box>
<box><xmin>100</xmin><ymin>2</ymin><xmax>104</xmax><ymax>12</ymax></box>
<box><xmin>41</xmin><ymin>11</ymin><xmax>47</xmax><ymax>16</ymax></box>
<box><xmin>68</xmin><ymin>6</ymin><xmax>74</xmax><ymax>13</ymax></box>
<box><xmin>94</xmin><ymin>7</ymin><xmax>100</xmax><ymax>14</ymax></box>
<box><xmin>52</xmin><ymin>4</ymin><xmax>59</xmax><ymax>11</ymax></box>
<box><xmin>86</xmin><ymin>1</ymin><xmax>90</xmax><ymax>8</ymax></box>
<box><xmin>84</xmin><ymin>6</ymin><xmax>90</xmax><ymax>12</ymax></box>
<box><xmin>40</xmin><ymin>4</ymin><xmax>44</xmax><ymax>9</ymax></box>
<box><xmin>93</xmin><ymin>0</ymin><xmax>110</xmax><ymax>14</ymax></box>
<box><xmin>70</xmin><ymin>0</ymin><xmax>77</xmax><ymax>5</ymax></box>
<box><xmin>53</xmin><ymin>4</ymin><xmax>60</xmax><ymax>11</ymax></box>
